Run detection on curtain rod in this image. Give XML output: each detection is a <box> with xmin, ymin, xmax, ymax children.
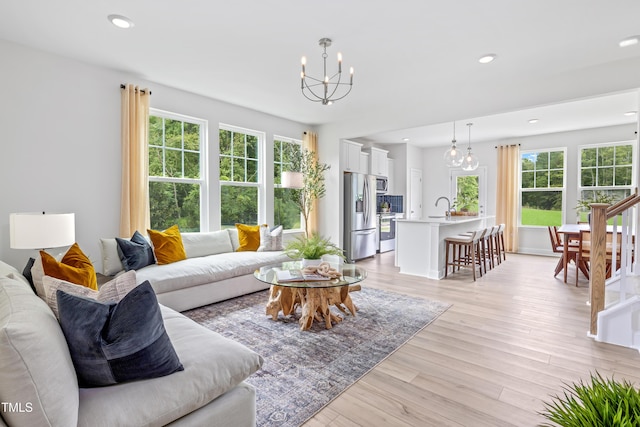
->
<box><xmin>120</xmin><ymin>84</ymin><xmax>152</xmax><ymax>95</ymax></box>
<box><xmin>494</xmin><ymin>143</ymin><xmax>521</xmax><ymax>148</ymax></box>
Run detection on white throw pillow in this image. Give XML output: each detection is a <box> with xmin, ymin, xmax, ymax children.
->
<box><xmin>42</xmin><ymin>270</ymin><xmax>138</xmax><ymax>318</ymax></box>
<box><xmin>181</xmin><ymin>231</ymin><xmax>233</xmax><ymax>258</ymax></box>
<box><xmin>227</xmin><ymin>228</ymin><xmax>240</xmax><ymax>251</ymax></box>
<box><xmin>100</xmin><ymin>238</ymin><xmax>124</xmax><ymax>276</ymax></box>
<box><xmin>258</xmin><ymin>225</ymin><xmax>284</xmax><ymax>251</ymax></box>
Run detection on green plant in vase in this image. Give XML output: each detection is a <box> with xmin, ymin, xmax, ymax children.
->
<box><xmin>575</xmin><ymin>191</ymin><xmax>614</xmax><ymax>222</ymax></box>
<box><xmin>284</xmin><ymin>233</ymin><xmax>344</xmax><ymax>263</ymax></box>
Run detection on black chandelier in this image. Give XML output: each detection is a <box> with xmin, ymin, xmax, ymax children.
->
<box><xmin>300</xmin><ymin>38</ymin><xmax>354</xmax><ymax>105</ymax></box>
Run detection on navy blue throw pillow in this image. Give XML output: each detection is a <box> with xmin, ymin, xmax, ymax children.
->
<box><xmin>115</xmin><ymin>230</ymin><xmax>155</xmax><ymax>271</ymax></box>
<box><xmin>57</xmin><ymin>280</ymin><xmax>184</xmax><ymax>387</ymax></box>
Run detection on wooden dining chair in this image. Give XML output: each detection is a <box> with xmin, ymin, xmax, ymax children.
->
<box><xmin>548</xmin><ymin>226</ymin><xmax>579</xmax><ymax>279</ymax></box>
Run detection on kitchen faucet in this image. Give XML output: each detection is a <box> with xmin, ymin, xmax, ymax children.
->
<box><xmin>435</xmin><ymin>196</ymin><xmax>451</xmax><ymax>220</ymax></box>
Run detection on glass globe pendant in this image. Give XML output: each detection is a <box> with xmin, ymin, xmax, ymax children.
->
<box><xmin>461</xmin><ymin>123</ymin><xmax>479</xmax><ymax>171</ymax></box>
<box><xmin>443</xmin><ymin>121</ymin><xmax>463</xmax><ymax>167</ymax></box>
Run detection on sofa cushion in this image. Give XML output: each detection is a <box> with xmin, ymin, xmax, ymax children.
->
<box><xmin>0</xmin><ymin>277</ymin><xmax>79</xmax><ymax>426</ymax></box>
<box><xmin>148</xmin><ymin>225</ymin><xmax>187</xmax><ymax>265</ymax></box>
<box><xmin>228</xmin><ymin>228</ymin><xmax>240</xmax><ymax>251</ymax></box>
<box><xmin>0</xmin><ymin>259</ymin><xmax>31</xmax><ymax>289</ymax></box>
<box><xmin>100</xmin><ymin>237</ymin><xmax>125</xmax><ymax>275</ymax></box>
<box><xmin>116</xmin><ymin>230</ymin><xmax>156</xmax><ymax>271</ymax></box>
<box><xmin>42</xmin><ymin>270</ymin><xmax>138</xmax><ymax>318</ymax></box>
<box><xmin>41</xmin><ymin>243</ymin><xmax>97</xmax><ymax>291</ymax></box>
<box><xmin>57</xmin><ymin>281</ymin><xmax>184</xmax><ymax>387</ymax></box>
<box><xmin>136</xmin><ymin>250</ymin><xmax>290</xmax><ymax>295</ymax></box>
<box><xmin>235</xmin><ymin>223</ymin><xmax>261</xmax><ymax>252</ymax></box>
<box><xmin>76</xmin><ymin>305</ymin><xmax>263</xmax><ymax>426</ymax></box>
<box><xmin>181</xmin><ymin>230</ymin><xmax>233</xmax><ymax>258</ymax></box>
<box><xmin>258</xmin><ymin>224</ymin><xmax>284</xmax><ymax>251</ymax></box>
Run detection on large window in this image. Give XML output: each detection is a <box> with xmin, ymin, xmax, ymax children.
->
<box><xmin>148</xmin><ymin>111</ymin><xmax>205</xmax><ymax>232</ymax></box>
<box><xmin>274</xmin><ymin>138</ymin><xmax>302</xmax><ymax>230</ymax></box>
<box><xmin>520</xmin><ymin>149</ymin><xmax>565</xmax><ymax>226</ymax></box>
<box><xmin>219</xmin><ymin>125</ymin><xmax>262</xmax><ymax>228</ymax></box>
<box><xmin>578</xmin><ymin>142</ymin><xmax>634</xmax><ymax>221</ymax></box>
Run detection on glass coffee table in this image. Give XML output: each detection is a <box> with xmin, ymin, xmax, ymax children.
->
<box><xmin>254</xmin><ymin>261</ymin><xmax>367</xmax><ymax>331</ymax></box>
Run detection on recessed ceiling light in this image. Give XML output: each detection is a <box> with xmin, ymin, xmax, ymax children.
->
<box><xmin>478</xmin><ymin>54</ymin><xmax>497</xmax><ymax>64</ymax></box>
<box><xmin>528</xmin><ymin>119</ymin><xmax>539</xmax><ymax>124</ymax></box>
<box><xmin>402</xmin><ymin>137</ymin><xmax>410</xmax><ymax>142</ymax></box>
<box><xmin>624</xmin><ymin>111</ymin><xmax>637</xmax><ymax>116</ymax></box>
<box><xmin>108</xmin><ymin>14</ymin><xmax>134</xmax><ymax>29</ymax></box>
<box><xmin>619</xmin><ymin>36</ymin><xmax>639</xmax><ymax>47</ymax></box>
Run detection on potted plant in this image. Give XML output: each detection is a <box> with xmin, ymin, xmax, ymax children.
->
<box><xmin>539</xmin><ymin>372</ymin><xmax>640</xmax><ymax>426</ymax></box>
<box><xmin>283</xmin><ymin>146</ymin><xmax>330</xmax><ymax>238</ymax></box>
<box><xmin>575</xmin><ymin>191</ymin><xmax>614</xmax><ymax>222</ymax></box>
<box><xmin>284</xmin><ymin>233</ymin><xmax>344</xmax><ymax>266</ymax></box>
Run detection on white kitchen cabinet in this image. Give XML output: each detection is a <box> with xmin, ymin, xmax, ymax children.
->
<box><xmin>367</xmin><ymin>147</ymin><xmax>388</xmax><ymax>177</ymax></box>
<box><xmin>387</xmin><ymin>158</ymin><xmax>395</xmax><ymax>193</ymax></box>
<box><xmin>343</xmin><ymin>140</ymin><xmax>363</xmax><ymax>172</ymax></box>
<box><xmin>360</xmin><ymin>152</ymin><xmax>370</xmax><ymax>174</ymax></box>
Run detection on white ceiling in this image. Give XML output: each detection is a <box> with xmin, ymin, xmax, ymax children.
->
<box><xmin>2</xmin><ymin>0</ymin><xmax>640</xmax><ymax>147</ymax></box>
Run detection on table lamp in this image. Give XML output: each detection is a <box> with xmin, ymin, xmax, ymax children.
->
<box><xmin>10</xmin><ymin>212</ymin><xmax>76</xmax><ymax>250</ymax></box>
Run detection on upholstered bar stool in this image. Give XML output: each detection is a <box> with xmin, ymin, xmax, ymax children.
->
<box><xmin>496</xmin><ymin>223</ymin><xmax>506</xmax><ymax>262</ymax></box>
<box><xmin>444</xmin><ymin>229</ymin><xmax>485</xmax><ymax>281</ymax></box>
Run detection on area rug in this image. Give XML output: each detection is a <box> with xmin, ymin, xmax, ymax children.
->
<box><xmin>183</xmin><ymin>287</ymin><xmax>450</xmax><ymax>427</ymax></box>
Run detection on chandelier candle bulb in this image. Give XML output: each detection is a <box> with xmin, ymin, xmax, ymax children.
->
<box><xmin>338</xmin><ymin>52</ymin><xmax>342</xmax><ymax>72</ymax></box>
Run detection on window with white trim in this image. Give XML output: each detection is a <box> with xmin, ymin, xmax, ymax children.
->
<box><xmin>578</xmin><ymin>141</ymin><xmax>634</xmax><ymax>221</ymax></box>
<box><xmin>148</xmin><ymin>110</ymin><xmax>206</xmax><ymax>232</ymax></box>
<box><xmin>274</xmin><ymin>137</ymin><xmax>303</xmax><ymax>230</ymax></box>
<box><xmin>520</xmin><ymin>149</ymin><xmax>566</xmax><ymax>226</ymax></box>
<box><xmin>219</xmin><ymin>125</ymin><xmax>262</xmax><ymax>228</ymax></box>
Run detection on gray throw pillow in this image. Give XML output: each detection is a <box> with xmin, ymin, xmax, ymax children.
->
<box><xmin>115</xmin><ymin>231</ymin><xmax>155</xmax><ymax>271</ymax></box>
<box><xmin>57</xmin><ymin>281</ymin><xmax>184</xmax><ymax>387</ymax></box>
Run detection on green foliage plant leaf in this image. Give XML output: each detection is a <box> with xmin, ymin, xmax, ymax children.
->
<box><xmin>539</xmin><ymin>372</ymin><xmax>640</xmax><ymax>427</ymax></box>
<box><xmin>284</xmin><ymin>233</ymin><xmax>344</xmax><ymax>260</ymax></box>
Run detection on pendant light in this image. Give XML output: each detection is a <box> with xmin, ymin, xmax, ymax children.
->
<box><xmin>461</xmin><ymin>122</ymin><xmax>479</xmax><ymax>171</ymax></box>
<box><xmin>443</xmin><ymin>121</ymin><xmax>463</xmax><ymax>167</ymax></box>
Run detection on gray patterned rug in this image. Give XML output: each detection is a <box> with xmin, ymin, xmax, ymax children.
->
<box><xmin>183</xmin><ymin>287</ymin><xmax>450</xmax><ymax>427</ymax></box>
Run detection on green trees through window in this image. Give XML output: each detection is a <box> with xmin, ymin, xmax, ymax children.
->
<box><xmin>520</xmin><ymin>150</ymin><xmax>565</xmax><ymax>226</ymax></box>
<box><xmin>219</xmin><ymin>127</ymin><xmax>260</xmax><ymax>228</ymax></box>
<box><xmin>148</xmin><ymin>114</ymin><xmax>203</xmax><ymax>232</ymax></box>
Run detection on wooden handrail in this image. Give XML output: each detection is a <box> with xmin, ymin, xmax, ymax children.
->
<box><xmin>606</xmin><ymin>189</ymin><xmax>640</xmax><ymax>218</ymax></box>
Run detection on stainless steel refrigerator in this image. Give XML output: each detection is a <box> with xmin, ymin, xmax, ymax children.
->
<box><xmin>344</xmin><ymin>172</ymin><xmax>377</xmax><ymax>263</ymax></box>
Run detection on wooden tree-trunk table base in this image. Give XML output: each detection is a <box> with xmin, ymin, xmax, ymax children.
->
<box><xmin>266</xmin><ymin>284</ymin><xmax>361</xmax><ymax>331</ymax></box>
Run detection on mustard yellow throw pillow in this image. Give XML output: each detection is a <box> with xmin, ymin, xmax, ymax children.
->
<box><xmin>147</xmin><ymin>225</ymin><xmax>187</xmax><ymax>265</ymax></box>
<box><xmin>235</xmin><ymin>223</ymin><xmax>262</xmax><ymax>252</ymax></box>
<box><xmin>40</xmin><ymin>243</ymin><xmax>97</xmax><ymax>291</ymax></box>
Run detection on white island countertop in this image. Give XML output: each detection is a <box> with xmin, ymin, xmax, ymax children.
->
<box><xmin>396</xmin><ymin>216</ymin><xmax>495</xmax><ymax>279</ymax></box>
<box><xmin>398</xmin><ymin>215</ymin><xmax>489</xmax><ymax>225</ymax></box>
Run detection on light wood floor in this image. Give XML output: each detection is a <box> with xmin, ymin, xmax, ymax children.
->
<box><xmin>304</xmin><ymin>252</ymin><xmax>640</xmax><ymax>427</ymax></box>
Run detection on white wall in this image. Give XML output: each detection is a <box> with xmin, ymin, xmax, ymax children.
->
<box><xmin>0</xmin><ymin>40</ymin><xmax>308</xmax><ymax>271</ymax></box>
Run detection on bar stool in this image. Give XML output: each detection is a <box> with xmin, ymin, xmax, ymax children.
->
<box><xmin>496</xmin><ymin>223</ymin><xmax>506</xmax><ymax>261</ymax></box>
<box><xmin>444</xmin><ymin>229</ymin><xmax>485</xmax><ymax>281</ymax></box>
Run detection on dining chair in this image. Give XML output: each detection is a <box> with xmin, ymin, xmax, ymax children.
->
<box><xmin>548</xmin><ymin>226</ymin><xmax>579</xmax><ymax>280</ymax></box>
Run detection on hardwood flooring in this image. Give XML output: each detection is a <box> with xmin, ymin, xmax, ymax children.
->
<box><xmin>303</xmin><ymin>252</ymin><xmax>640</xmax><ymax>427</ymax></box>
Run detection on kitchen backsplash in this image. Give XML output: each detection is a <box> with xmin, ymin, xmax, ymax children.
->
<box><xmin>377</xmin><ymin>194</ymin><xmax>404</xmax><ymax>213</ymax></box>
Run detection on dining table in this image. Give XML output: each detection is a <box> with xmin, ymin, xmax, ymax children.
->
<box><xmin>557</xmin><ymin>223</ymin><xmax>624</xmax><ymax>284</ymax></box>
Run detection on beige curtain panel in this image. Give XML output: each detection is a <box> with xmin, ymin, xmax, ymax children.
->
<box><xmin>120</xmin><ymin>84</ymin><xmax>151</xmax><ymax>237</ymax></box>
<box><xmin>302</xmin><ymin>131</ymin><xmax>318</xmax><ymax>235</ymax></box>
<box><xmin>496</xmin><ymin>144</ymin><xmax>519</xmax><ymax>252</ymax></box>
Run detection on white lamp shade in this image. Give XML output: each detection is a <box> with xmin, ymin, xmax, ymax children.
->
<box><xmin>281</xmin><ymin>171</ymin><xmax>304</xmax><ymax>189</ymax></box>
<box><xmin>10</xmin><ymin>212</ymin><xmax>76</xmax><ymax>249</ymax></box>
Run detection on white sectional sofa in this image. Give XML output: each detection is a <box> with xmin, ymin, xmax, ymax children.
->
<box><xmin>0</xmin><ymin>260</ymin><xmax>263</xmax><ymax>427</ymax></box>
<box><xmin>100</xmin><ymin>228</ymin><xmax>291</xmax><ymax>312</ymax></box>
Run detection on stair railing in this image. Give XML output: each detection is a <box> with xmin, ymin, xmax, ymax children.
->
<box><xmin>589</xmin><ymin>189</ymin><xmax>640</xmax><ymax>336</ymax></box>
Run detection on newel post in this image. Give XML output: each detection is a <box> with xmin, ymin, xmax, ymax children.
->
<box><xmin>589</xmin><ymin>203</ymin><xmax>609</xmax><ymax>336</ymax></box>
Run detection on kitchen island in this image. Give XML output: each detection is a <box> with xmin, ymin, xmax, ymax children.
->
<box><xmin>395</xmin><ymin>216</ymin><xmax>495</xmax><ymax>279</ymax></box>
